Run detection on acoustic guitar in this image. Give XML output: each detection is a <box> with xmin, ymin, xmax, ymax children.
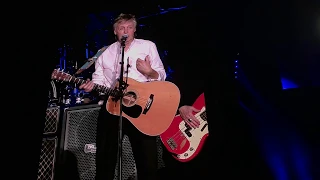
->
<box><xmin>51</xmin><ymin>69</ymin><xmax>181</xmax><ymax>136</ymax></box>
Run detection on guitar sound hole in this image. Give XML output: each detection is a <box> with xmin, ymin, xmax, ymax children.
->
<box><xmin>122</xmin><ymin>91</ymin><xmax>137</xmax><ymax>107</ymax></box>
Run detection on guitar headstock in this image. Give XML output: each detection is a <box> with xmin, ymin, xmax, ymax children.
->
<box><xmin>51</xmin><ymin>69</ymin><xmax>72</xmax><ymax>82</ymax></box>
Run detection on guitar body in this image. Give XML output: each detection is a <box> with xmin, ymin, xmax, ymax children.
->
<box><xmin>160</xmin><ymin>93</ymin><xmax>208</xmax><ymax>162</ymax></box>
<box><xmin>106</xmin><ymin>77</ymin><xmax>181</xmax><ymax>136</ymax></box>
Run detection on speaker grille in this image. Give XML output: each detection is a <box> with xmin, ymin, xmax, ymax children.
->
<box><xmin>44</xmin><ymin>106</ymin><xmax>60</xmax><ymax>134</ymax></box>
<box><xmin>63</xmin><ymin>105</ymin><xmax>100</xmax><ymax>180</ymax></box>
<box><xmin>157</xmin><ymin>137</ymin><xmax>165</xmax><ymax>169</ymax></box>
<box><xmin>37</xmin><ymin>137</ymin><xmax>58</xmax><ymax>180</ymax></box>
<box><xmin>62</xmin><ymin>104</ymin><xmax>165</xmax><ymax>180</ymax></box>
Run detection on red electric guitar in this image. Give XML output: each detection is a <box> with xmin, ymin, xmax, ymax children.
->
<box><xmin>160</xmin><ymin>93</ymin><xmax>208</xmax><ymax>162</ymax></box>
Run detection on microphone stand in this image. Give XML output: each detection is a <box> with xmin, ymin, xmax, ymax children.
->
<box><xmin>117</xmin><ymin>38</ymin><xmax>127</xmax><ymax>180</ymax></box>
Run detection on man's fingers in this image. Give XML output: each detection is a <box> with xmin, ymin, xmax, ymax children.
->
<box><xmin>89</xmin><ymin>83</ymin><xmax>95</xmax><ymax>90</ymax></box>
<box><xmin>145</xmin><ymin>55</ymin><xmax>150</xmax><ymax>63</ymax></box>
<box><xmin>185</xmin><ymin>118</ymin><xmax>196</xmax><ymax>128</ymax></box>
<box><xmin>193</xmin><ymin>117</ymin><xmax>200</xmax><ymax>125</ymax></box>
<box><xmin>191</xmin><ymin>119</ymin><xmax>199</xmax><ymax>128</ymax></box>
<box><xmin>187</xmin><ymin>116</ymin><xmax>200</xmax><ymax>128</ymax></box>
<box><xmin>186</xmin><ymin>118</ymin><xmax>197</xmax><ymax>128</ymax></box>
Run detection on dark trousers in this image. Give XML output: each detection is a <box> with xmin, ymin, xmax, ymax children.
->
<box><xmin>95</xmin><ymin>103</ymin><xmax>159</xmax><ymax>180</ymax></box>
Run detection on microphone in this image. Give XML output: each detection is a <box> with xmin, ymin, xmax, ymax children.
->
<box><xmin>121</xmin><ymin>34</ymin><xmax>128</xmax><ymax>42</ymax></box>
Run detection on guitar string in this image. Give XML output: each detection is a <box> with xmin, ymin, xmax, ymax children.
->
<box><xmin>172</xmin><ymin>115</ymin><xmax>206</xmax><ymax>141</ymax></box>
<box><xmin>167</xmin><ymin>112</ymin><xmax>207</xmax><ymax>146</ymax></box>
<box><xmin>54</xmin><ymin>71</ymin><xmax>180</xmax><ymax>104</ymax></box>
<box><xmin>91</xmin><ymin>81</ymin><xmax>162</xmax><ymax>103</ymax></box>
<box><xmin>52</xmin><ymin>71</ymin><xmax>149</xmax><ymax>100</ymax></box>
<box><xmin>172</xmin><ymin>116</ymin><xmax>207</xmax><ymax>144</ymax></box>
<box><xmin>55</xmin><ymin>73</ymin><xmax>152</xmax><ymax>102</ymax></box>
<box><xmin>173</xmin><ymin>120</ymin><xmax>207</xmax><ymax>145</ymax></box>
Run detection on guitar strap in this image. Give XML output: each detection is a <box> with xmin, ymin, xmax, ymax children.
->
<box><xmin>75</xmin><ymin>45</ymin><xmax>109</xmax><ymax>75</ymax></box>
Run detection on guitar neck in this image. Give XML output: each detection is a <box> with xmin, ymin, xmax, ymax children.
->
<box><xmin>68</xmin><ymin>76</ymin><xmax>118</xmax><ymax>96</ymax></box>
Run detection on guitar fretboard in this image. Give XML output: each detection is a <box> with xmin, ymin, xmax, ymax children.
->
<box><xmin>66</xmin><ymin>76</ymin><xmax>119</xmax><ymax>97</ymax></box>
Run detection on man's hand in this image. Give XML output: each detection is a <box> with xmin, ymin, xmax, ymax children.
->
<box><xmin>179</xmin><ymin>105</ymin><xmax>201</xmax><ymax>128</ymax></box>
<box><xmin>136</xmin><ymin>55</ymin><xmax>153</xmax><ymax>76</ymax></box>
<box><xmin>79</xmin><ymin>78</ymin><xmax>95</xmax><ymax>92</ymax></box>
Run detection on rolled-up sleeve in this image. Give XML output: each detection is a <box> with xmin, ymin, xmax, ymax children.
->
<box><xmin>148</xmin><ymin>42</ymin><xmax>167</xmax><ymax>81</ymax></box>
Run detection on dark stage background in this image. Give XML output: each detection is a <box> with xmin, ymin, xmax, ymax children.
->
<box><xmin>10</xmin><ymin>0</ymin><xmax>319</xmax><ymax>180</ymax></box>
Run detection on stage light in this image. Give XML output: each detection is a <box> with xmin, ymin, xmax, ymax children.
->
<box><xmin>235</xmin><ymin>59</ymin><xmax>239</xmax><ymax>79</ymax></box>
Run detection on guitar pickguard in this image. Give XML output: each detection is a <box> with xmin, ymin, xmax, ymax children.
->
<box><xmin>122</xmin><ymin>105</ymin><xmax>143</xmax><ymax>118</ymax></box>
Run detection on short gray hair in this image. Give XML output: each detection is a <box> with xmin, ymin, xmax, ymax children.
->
<box><xmin>113</xmin><ymin>13</ymin><xmax>137</xmax><ymax>30</ymax></box>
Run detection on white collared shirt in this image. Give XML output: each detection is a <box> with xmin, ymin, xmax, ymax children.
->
<box><xmin>92</xmin><ymin>38</ymin><xmax>167</xmax><ymax>88</ymax></box>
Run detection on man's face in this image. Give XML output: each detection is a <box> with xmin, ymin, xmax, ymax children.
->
<box><xmin>114</xmin><ymin>20</ymin><xmax>136</xmax><ymax>42</ymax></box>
